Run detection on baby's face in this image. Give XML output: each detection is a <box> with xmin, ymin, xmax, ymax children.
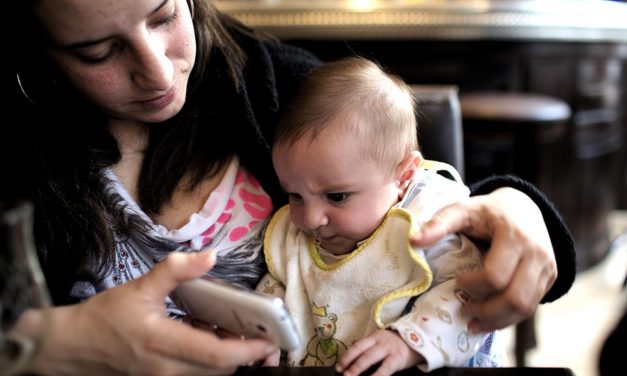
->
<box><xmin>272</xmin><ymin>123</ymin><xmax>403</xmax><ymax>256</ymax></box>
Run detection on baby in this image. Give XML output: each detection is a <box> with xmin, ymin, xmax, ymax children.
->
<box><xmin>257</xmin><ymin>57</ymin><xmax>502</xmax><ymax>374</ymax></box>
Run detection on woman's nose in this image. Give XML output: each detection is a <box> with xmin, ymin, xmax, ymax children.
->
<box><xmin>131</xmin><ymin>34</ymin><xmax>173</xmax><ymax>91</ymax></box>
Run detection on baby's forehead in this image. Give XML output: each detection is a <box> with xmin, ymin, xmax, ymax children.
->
<box><xmin>311</xmin><ymin>110</ymin><xmax>368</xmax><ymax>136</ymax></box>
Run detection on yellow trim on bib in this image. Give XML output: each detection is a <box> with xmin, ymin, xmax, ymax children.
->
<box><xmin>263</xmin><ymin>205</ymin><xmax>289</xmax><ymax>281</ymax></box>
<box><xmin>371</xmin><ymin>207</ymin><xmax>434</xmax><ymax>329</ymax></box>
<box><xmin>307</xmin><ymin>209</ymin><xmax>395</xmax><ymax>271</ymax></box>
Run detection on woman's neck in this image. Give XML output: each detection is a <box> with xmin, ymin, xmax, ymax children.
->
<box><xmin>107</xmin><ymin>120</ymin><xmax>149</xmax><ymax>202</ymax></box>
<box><xmin>108</xmin><ymin>119</ymin><xmax>149</xmax><ymax>156</ymax></box>
<box><xmin>106</xmin><ymin>119</ymin><xmax>231</xmax><ymax>230</ymax></box>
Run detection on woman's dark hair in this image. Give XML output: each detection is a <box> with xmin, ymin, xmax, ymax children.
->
<box><xmin>13</xmin><ymin>0</ymin><xmax>254</xmax><ymax>303</ymax></box>
<box><xmin>137</xmin><ymin>0</ymin><xmax>250</xmax><ymax>215</ymax></box>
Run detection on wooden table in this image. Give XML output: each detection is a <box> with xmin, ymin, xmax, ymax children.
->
<box><xmin>234</xmin><ymin>367</ymin><xmax>576</xmax><ymax>376</ymax></box>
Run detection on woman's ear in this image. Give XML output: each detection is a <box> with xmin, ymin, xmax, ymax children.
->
<box><xmin>396</xmin><ymin>151</ymin><xmax>422</xmax><ymax>197</ymax></box>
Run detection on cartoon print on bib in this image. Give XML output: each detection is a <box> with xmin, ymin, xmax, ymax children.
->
<box><xmin>299</xmin><ymin>303</ymin><xmax>348</xmax><ymax>367</ymax></box>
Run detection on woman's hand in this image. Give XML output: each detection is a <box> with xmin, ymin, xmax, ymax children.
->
<box><xmin>261</xmin><ymin>350</ymin><xmax>281</xmax><ymax>367</ymax></box>
<box><xmin>19</xmin><ymin>251</ymin><xmax>278</xmax><ymax>375</ymax></box>
<box><xmin>411</xmin><ymin>187</ymin><xmax>557</xmax><ymax>332</ymax></box>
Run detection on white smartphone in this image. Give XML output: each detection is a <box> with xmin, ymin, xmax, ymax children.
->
<box><xmin>170</xmin><ymin>276</ymin><xmax>301</xmax><ymax>351</ymax></box>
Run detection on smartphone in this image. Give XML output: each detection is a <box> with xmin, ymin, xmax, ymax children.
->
<box><xmin>170</xmin><ymin>276</ymin><xmax>302</xmax><ymax>351</ymax></box>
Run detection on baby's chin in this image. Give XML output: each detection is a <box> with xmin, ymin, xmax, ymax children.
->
<box><xmin>318</xmin><ymin>238</ymin><xmax>358</xmax><ymax>256</ymax></box>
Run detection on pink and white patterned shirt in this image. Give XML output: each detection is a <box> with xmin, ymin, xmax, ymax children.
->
<box><xmin>69</xmin><ymin>157</ymin><xmax>273</xmax><ymax>310</ymax></box>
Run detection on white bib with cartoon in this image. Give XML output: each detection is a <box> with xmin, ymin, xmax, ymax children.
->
<box><xmin>258</xmin><ymin>164</ymin><xmax>495</xmax><ymax>371</ymax></box>
<box><xmin>259</xmin><ymin>205</ymin><xmax>432</xmax><ymax>367</ymax></box>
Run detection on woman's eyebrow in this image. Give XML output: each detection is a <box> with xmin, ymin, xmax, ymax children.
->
<box><xmin>63</xmin><ymin>36</ymin><xmax>112</xmax><ymax>51</ymax></box>
<box><xmin>61</xmin><ymin>0</ymin><xmax>170</xmax><ymax>51</ymax></box>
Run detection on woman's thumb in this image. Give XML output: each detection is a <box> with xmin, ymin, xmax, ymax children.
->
<box><xmin>140</xmin><ymin>251</ymin><xmax>217</xmax><ymax>297</ymax></box>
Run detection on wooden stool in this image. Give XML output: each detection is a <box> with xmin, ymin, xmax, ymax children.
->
<box><xmin>459</xmin><ymin>92</ymin><xmax>571</xmax><ymax>367</ymax></box>
<box><xmin>460</xmin><ymin>92</ymin><xmax>570</xmax><ymax>184</ymax></box>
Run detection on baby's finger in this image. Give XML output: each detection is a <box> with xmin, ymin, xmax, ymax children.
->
<box><xmin>335</xmin><ymin>337</ymin><xmax>376</xmax><ymax>373</ymax></box>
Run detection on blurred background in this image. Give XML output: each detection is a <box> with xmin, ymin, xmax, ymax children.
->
<box><xmin>214</xmin><ymin>1</ymin><xmax>627</xmax><ymax>374</ymax></box>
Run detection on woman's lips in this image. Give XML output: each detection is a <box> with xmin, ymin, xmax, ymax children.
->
<box><xmin>139</xmin><ymin>84</ymin><xmax>177</xmax><ymax>109</ymax></box>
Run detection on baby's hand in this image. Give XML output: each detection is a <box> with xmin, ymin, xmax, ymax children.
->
<box><xmin>335</xmin><ymin>329</ymin><xmax>424</xmax><ymax>376</ymax></box>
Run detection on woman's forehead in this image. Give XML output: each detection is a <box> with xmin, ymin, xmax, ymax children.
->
<box><xmin>34</xmin><ymin>0</ymin><xmax>167</xmax><ymax>46</ymax></box>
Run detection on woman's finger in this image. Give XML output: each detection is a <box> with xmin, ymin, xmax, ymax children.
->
<box><xmin>410</xmin><ymin>198</ymin><xmax>491</xmax><ymax>249</ymax></box>
<box><xmin>456</xmin><ymin>221</ymin><xmax>524</xmax><ymax>301</ymax></box>
<box><xmin>137</xmin><ymin>251</ymin><xmax>217</xmax><ymax>300</ymax></box>
<box><xmin>147</xmin><ymin>318</ymin><xmax>277</xmax><ymax>369</ymax></box>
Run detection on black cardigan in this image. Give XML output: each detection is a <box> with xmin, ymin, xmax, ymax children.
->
<box><xmin>213</xmin><ymin>29</ymin><xmax>575</xmax><ymax>304</ymax></box>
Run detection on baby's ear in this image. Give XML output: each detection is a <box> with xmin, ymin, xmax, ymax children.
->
<box><xmin>396</xmin><ymin>151</ymin><xmax>422</xmax><ymax>195</ymax></box>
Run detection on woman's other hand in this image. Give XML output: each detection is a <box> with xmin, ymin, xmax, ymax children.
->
<box><xmin>19</xmin><ymin>251</ymin><xmax>277</xmax><ymax>375</ymax></box>
<box><xmin>411</xmin><ymin>187</ymin><xmax>557</xmax><ymax>332</ymax></box>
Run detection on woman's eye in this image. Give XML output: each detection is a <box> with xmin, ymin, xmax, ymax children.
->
<box><xmin>79</xmin><ymin>51</ymin><xmax>114</xmax><ymax>65</ymax></box>
<box><xmin>326</xmin><ymin>193</ymin><xmax>349</xmax><ymax>203</ymax></box>
<box><xmin>153</xmin><ymin>7</ymin><xmax>178</xmax><ymax>27</ymax></box>
<box><xmin>77</xmin><ymin>43</ymin><xmax>120</xmax><ymax>65</ymax></box>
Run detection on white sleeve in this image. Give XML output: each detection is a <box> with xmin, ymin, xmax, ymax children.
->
<box><xmin>391</xmin><ymin>171</ymin><xmax>490</xmax><ymax>370</ymax></box>
<box><xmin>425</xmin><ymin>233</ymin><xmax>484</xmax><ymax>286</ymax></box>
<box><xmin>389</xmin><ymin>231</ymin><xmax>485</xmax><ymax>371</ymax></box>
<box><xmin>389</xmin><ymin>279</ymin><xmax>489</xmax><ymax>371</ymax></box>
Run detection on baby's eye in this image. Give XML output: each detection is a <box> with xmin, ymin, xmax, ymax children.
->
<box><xmin>287</xmin><ymin>193</ymin><xmax>303</xmax><ymax>203</ymax></box>
<box><xmin>326</xmin><ymin>193</ymin><xmax>350</xmax><ymax>203</ymax></box>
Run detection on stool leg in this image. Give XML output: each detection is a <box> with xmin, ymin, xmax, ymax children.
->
<box><xmin>514</xmin><ymin>313</ymin><xmax>537</xmax><ymax>366</ymax></box>
<box><xmin>513</xmin><ymin>126</ymin><xmax>538</xmax><ymax>182</ymax></box>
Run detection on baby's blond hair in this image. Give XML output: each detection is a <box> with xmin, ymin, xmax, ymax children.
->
<box><xmin>274</xmin><ymin>57</ymin><xmax>418</xmax><ymax>169</ymax></box>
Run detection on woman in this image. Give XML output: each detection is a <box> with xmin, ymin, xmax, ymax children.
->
<box><xmin>9</xmin><ymin>0</ymin><xmax>574</xmax><ymax>374</ymax></box>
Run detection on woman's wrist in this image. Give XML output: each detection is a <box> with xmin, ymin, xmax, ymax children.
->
<box><xmin>8</xmin><ymin>307</ymin><xmax>51</xmax><ymax>375</ymax></box>
<box><xmin>15</xmin><ymin>305</ymin><xmax>97</xmax><ymax>376</ymax></box>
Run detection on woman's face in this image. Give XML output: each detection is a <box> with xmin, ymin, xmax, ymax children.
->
<box><xmin>34</xmin><ymin>0</ymin><xmax>196</xmax><ymax>123</ymax></box>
